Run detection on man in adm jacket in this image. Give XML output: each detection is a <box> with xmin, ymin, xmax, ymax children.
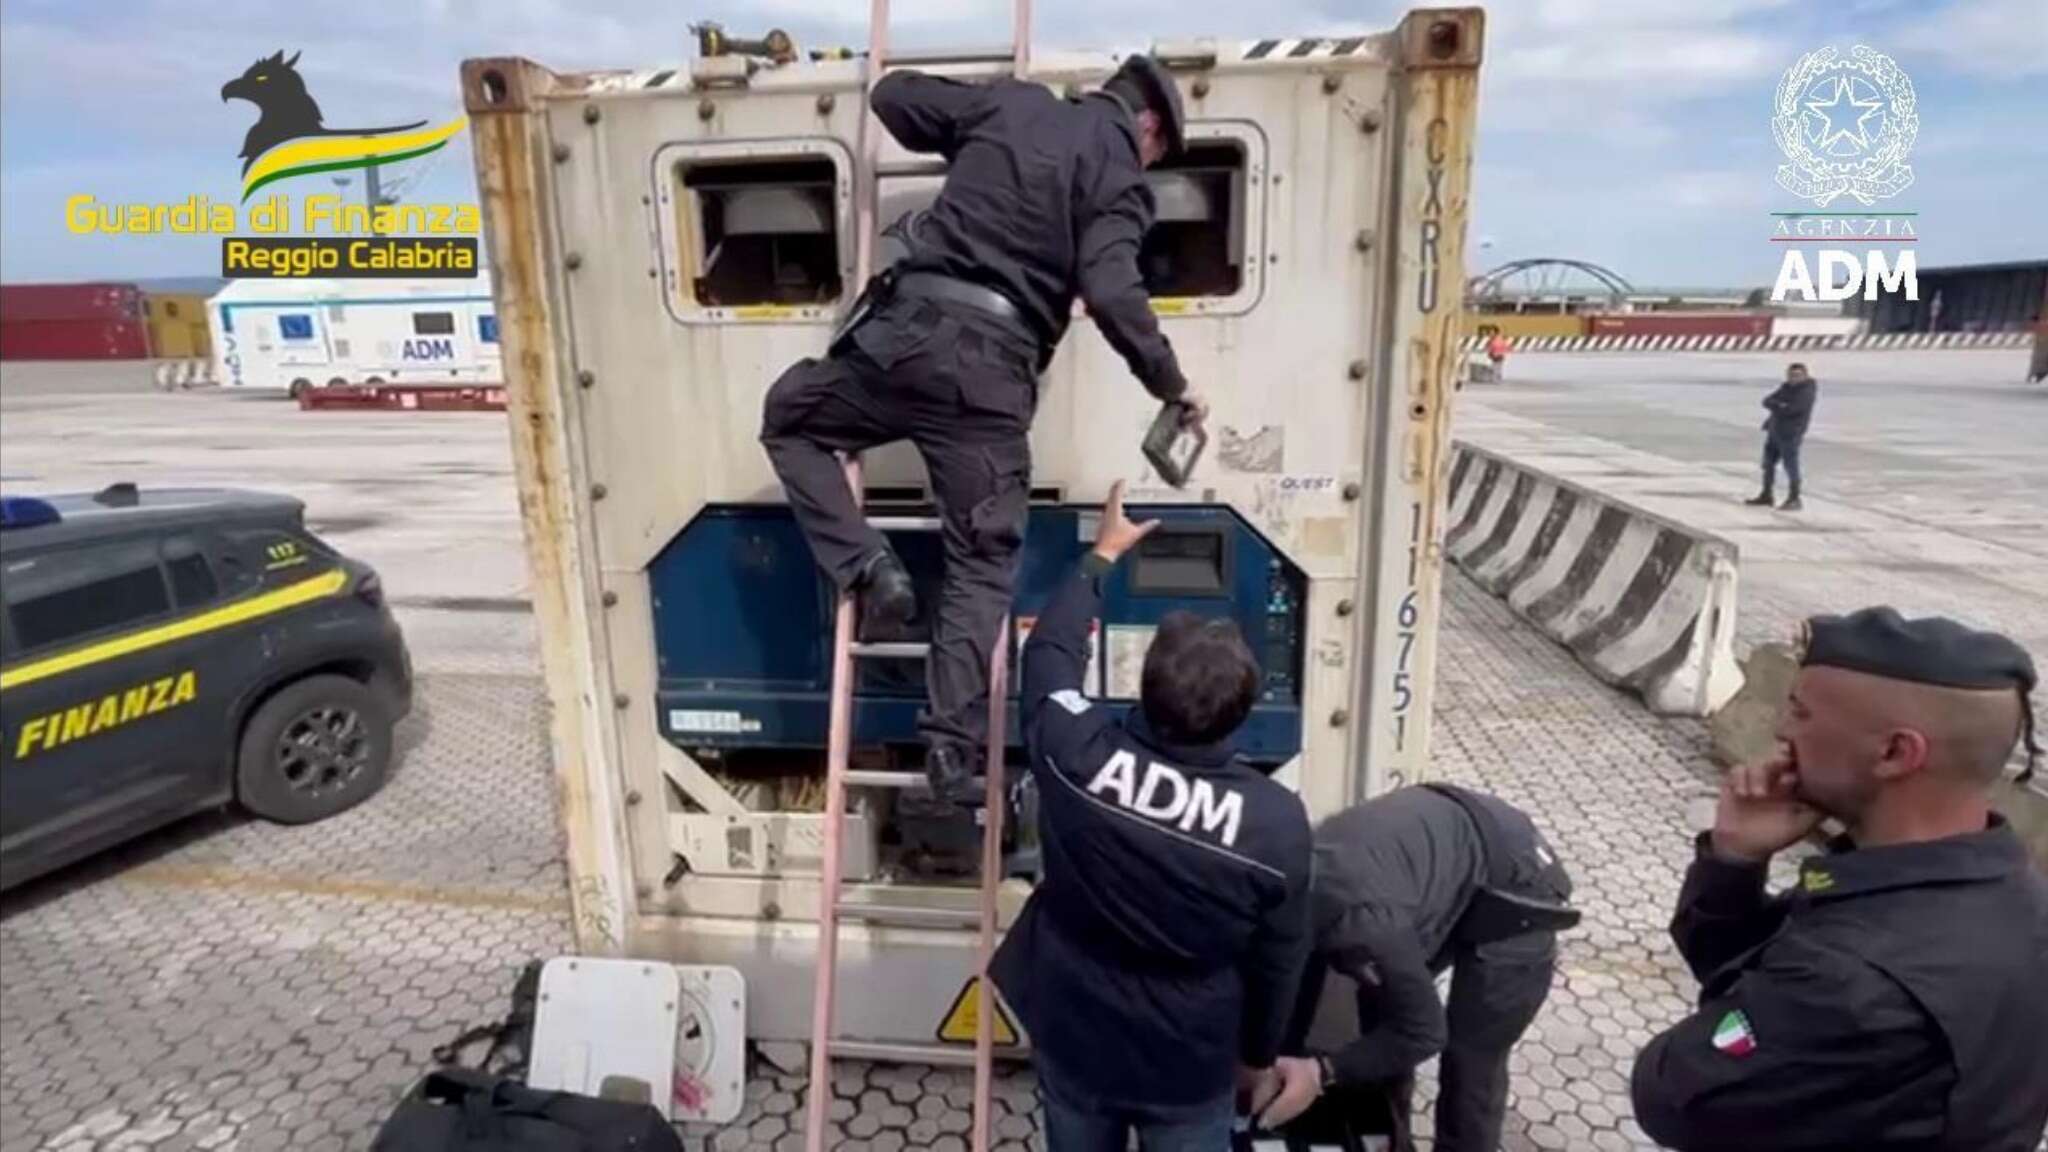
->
<box><xmin>990</xmin><ymin>483</ymin><xmax>1312</xmax><ymax>1152</ymax></box>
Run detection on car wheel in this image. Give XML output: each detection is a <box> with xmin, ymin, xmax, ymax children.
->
<box><xmin>236</xmin><ymin>675</ymin><xmax>393</xmax><ymax>824</ymax></box>
<box><xmin>326</xmin><ymin>375</ymin><xmax>349</xmax><ymax>389</ymax></box>
<box><xmin>288</xmin><ymin>377</ymin><xmax>313</xmax><ymax>400</ymax></box>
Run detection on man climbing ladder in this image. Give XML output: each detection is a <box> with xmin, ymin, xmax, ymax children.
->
<box><xmin>758</xmin><ymin>0</ymin><xmax>1207</xmax><ymax>804</ymax></box>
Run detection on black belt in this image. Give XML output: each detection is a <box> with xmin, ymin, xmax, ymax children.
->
<box><xmin>895</xmin><ymin>272</ymin><xmax>1035</xmax><ymax>340</ymax></box>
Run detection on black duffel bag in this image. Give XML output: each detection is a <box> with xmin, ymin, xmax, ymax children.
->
<box><xmin>371</xmin><ymin>1067</ymin><xmax>684</xmax><ymax>1152</ymax></box>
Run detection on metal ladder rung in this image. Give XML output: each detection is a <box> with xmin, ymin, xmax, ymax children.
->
<box><xmin>851</xmin><ymin>640</ymin><xmax>930</xmax><ymax>659</ymax></box>
<box><xmin>845</xmin><ymin>769</ymin><xmax>991</xmax><ymax>792</ymax></box>
<box><xmin>834</xmin><ymin>901</ymin><xmax>981</xmax><ymax>929</ymax></box>
<box><xmin>844</xmin><ymin>769</ymin><xmax>929</xmax><ymax>789</ymax></box>
<box><xmin>827</xmin><ymin>1039</ymin><xmax>981</xmax><ymax>1067</ymax></box>
<box><xmin>881</xmin><ymin>45</ymin><xmax>1020</xmax><ymax>68</ymax></box>
<box><xmin>868</xmin><ymin>515</ymin><xmax>943</xmax><ymax>531</ymax></box>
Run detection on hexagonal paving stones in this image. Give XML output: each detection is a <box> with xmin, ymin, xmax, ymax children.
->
<box><xmin>1</xmin><ymin>576</ymin><xmax>1717</xmax><ymax>1151</ymax></box>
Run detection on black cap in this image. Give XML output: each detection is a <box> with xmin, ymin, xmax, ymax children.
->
<box><xmin>1801</xmin><ymin>607</ymin><xmax>2040</xmax><ymax>781</ymax></box>
<box><xmin>1109</xmin><ymin>54</ymin><xmax>1186</xmax><ymax>157</ymax></box>
<box><xmin>1801</xmin><ymin>607</ymin><xmax>2035</xmax><ymax>691</ymax></box>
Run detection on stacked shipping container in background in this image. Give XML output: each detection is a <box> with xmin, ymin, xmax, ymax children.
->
<box><xmin>1</xmin><ymin>282</ymin><xmax>215</xmax><ymax>361</ymax></box>
<box><xmin>1584</xmin><ymin>312</ymin><xmax>1773</xmax><ymax>338</ymax></box>
<box><xmin>0</xmin><ymin>282</ymin><xmax>150</xmax><ymax>360</ymax></box>
<box><xmin>143</xmin><ymin>293</ymin><xmax>212</xmax><ymax>359</ymax></box>
<box><xmin>1461</xmin><ymin>312</ymin><xmax>1585</xmax><ymax>340</ymax></box>
<box><xmin>1462</xmin><ymin>312</ymin><xmax>1781</xmax><ymax>340</ymax></box>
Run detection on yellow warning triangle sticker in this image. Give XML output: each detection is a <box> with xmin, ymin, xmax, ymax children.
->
<box><xmin>936</xmin><ymin>976</ymin><xmax>1020</xmax><ymax>1046</ymax></box>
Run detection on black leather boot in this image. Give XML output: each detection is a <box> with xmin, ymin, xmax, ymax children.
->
<box><xmin>924</xmin><ymin>744</ymin><xmax>982</xmax><ymax>807</ymax></box>
<box><xmin>856</xmin><ymin>550</ymin><xmax>916</xmax><ymax>641</ymax></box>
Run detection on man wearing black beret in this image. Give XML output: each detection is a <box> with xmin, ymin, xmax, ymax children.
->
<box><xmin>1632</xmin><ymin>607</ymin><xmax>2048</xmax><ymax>1150</ymax></box>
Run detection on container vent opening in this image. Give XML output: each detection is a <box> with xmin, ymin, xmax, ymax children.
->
<box><xmin>1142</xmin><ymin>140</ymin><xmax>1247</xmax><ymax>299</ymax></box>
<box><xmin>678</xmin><ymin>156</ymin><xmax>843</xmax><ymax>307</ymax></box>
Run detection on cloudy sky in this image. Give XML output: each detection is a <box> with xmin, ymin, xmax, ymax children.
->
<box><xmin>2</xmin><ymin>0</ymin><xmax>2041</xmax><ymax>289</ymax></box>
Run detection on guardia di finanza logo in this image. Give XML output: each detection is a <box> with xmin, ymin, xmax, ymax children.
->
<box><xmin>57</xmin><ymin>49</ymin><xmax>478</xmax><ymax>276</ymax></box>
<box><xmin>223</xmin><ymin>50</ymin><xmax>466</xmax><ymax>202</ymax></box>
<box><xmin>210</xmin><ymin>50</ymin><xmax>477</xmax><ymax>278</ymax></box>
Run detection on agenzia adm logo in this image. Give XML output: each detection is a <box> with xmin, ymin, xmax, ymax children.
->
<box><xmin>1771</xmin><ymin>45</ymin><xmax>1918</xmax><ymax>208</ymax></box>
<box><xmin>222</xmin><ymin>50</ymin><xmax>465</xmax><ymax>202</ymax></box>
<box><xmin>1766</xmin><ymin>46</ymin><xmax>1919</xmax><ymax>303</ymax></box>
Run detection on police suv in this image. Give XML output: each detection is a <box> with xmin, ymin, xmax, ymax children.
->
<box><xmin>0</xmin><ymin>484</ymin><xmax>412</xmax><ymax>891</ymax></box>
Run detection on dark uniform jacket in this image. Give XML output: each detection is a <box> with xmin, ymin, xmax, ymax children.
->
<box><xmin>1309</xmin><ymin>786</ymin><xmax>1568</xmax><ymax>1083</ymax></box>
<box><xmin>871</xmin><ymin>71</ymin><xmax>1188</xmax><ymax>400</ymax></box>
<box><xmin>1762</xmin><ymin>377</ymin><xmax>1817</xmax><ymax>440</ymax></box>
<box><xmin>989</xmin><ymin>553</ymin><xmax>1313</xmax><ymax>1113</ymax></box>
<box><xmin>1632</xmin><ymin>819</ymin><xmax>2048</xmax><ymax>1151</ymax></box>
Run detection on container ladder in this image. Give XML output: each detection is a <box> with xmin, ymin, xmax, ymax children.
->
<box><xmin>804</xmin><ymin>5</ymin><xmax>1033</xmax><ymax>1152</ymax></box>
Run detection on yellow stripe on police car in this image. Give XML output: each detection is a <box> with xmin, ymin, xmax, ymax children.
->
<box><xmin>13</xmin><ymin>670</ymin><xmax>198</xmax><ymax>759</ymax></box>
<box><xmin>0</xmin><ymin>568</ymin><xmax>346</xmax><ymax>691</ymax></box>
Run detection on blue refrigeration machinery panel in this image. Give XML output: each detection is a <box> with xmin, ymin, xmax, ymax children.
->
<box><xmin>648</xmin><ymin>503</ymin><xmax>1308</xmax><ymax>768</ymax></box>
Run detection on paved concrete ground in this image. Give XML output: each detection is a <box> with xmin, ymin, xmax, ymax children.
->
<box><xmin>1458</xmin><ymin>349</ymin><xmax>2048</xmax><ymax>659</ymax></box>
<box><xmin>0</xmin><ymin>361</ymin><xmax>169</xmax><ymax>399</ymax></box>
<box><xmin>0</xmin><ymin>359</ymin><xmax>1910</xmax><ymax>1151</ymax></box>
<box><xmin>1</xmin><ymin>378</ymin><xmax>563</xmax><ymax>1152</ymax></box>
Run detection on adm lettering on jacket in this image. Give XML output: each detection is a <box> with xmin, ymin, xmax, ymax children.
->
<box><xmin>1085</xmin><ymin>748</ymin><xmax>1246</xmax><ymax>847</ymax></box>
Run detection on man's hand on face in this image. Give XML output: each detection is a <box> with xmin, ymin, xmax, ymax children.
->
<box><xmin>1090</xmin><ymin>480</ymin><xmax>1160</xmax><ymax>565</ymax></box>
<box><xmin>1712</xmin><ymin>749</ymin><xmax>1822</xmax><ymax>864</ymax></box>
<box><xmin>1257</xmin><ymin>1056</ymin><xmax>1324</xmax><ymax>1129</ymax></box>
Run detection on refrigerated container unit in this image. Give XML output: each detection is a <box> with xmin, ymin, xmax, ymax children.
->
<box><xmin>466</xmin><ymin>8</ymin><xmax>1484</xmax><ymax>1050</ymax></box>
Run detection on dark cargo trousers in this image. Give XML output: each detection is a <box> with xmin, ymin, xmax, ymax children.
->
<box><xmin>1294</xmin><ymin>926</ymin><xmax>1548</xmax><ymax>1147</ymax></box>
<box><xmin>759</xmin><ymin>296</ymin><xmax>1038</xmax><ymax>761</ymax></box>
<box><xmin>1429</xmin><ymin>931</ymin><xmax>1557</xmax><ymax>1152</ymax></box>
<box><xmin>1761</xmin><ymin>432</ymin><xmax>1804</xmax><ymax>499</ymax></box>
<box><xmin>1295</xmin><ymin>932</ymin><xmax>1555</xmax><ymax>1152</ymax></box>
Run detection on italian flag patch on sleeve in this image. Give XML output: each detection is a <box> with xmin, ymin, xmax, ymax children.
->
<box><xmin>1712</xmin><ymin>1010</ymin><xmax>1757</xmax><ymax>1056</ymax></box>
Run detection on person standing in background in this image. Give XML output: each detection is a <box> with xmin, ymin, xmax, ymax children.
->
<box><xmin>1485</xmin><ymin>330</ymin><xmax>1509</xmax><ymax>373</ymax></box>
<box><xmin>1745</xmin><ymin>362</ymin><xmax>1816</xmax><ymax>512</ymax></box>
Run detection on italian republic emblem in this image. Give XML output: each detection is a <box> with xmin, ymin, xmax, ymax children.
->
<box><xmin>1771</xmin><ymin>45</ymin><xmax>1918</xmax><ymax>208</ymax></box>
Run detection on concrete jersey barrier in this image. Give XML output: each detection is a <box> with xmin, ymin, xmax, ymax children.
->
<box><xmin>1445</xmin><ymin>443</ymin><xmax>1743</xmax><ymax>716</ymax></box>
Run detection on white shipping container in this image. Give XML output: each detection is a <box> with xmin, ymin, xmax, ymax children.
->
<box><xmin>465</xmin><ymin>8</ymin><xmax>1485</xmax><ymax>1053</ymax></box>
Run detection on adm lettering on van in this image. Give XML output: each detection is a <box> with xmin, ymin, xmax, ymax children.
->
<box><xmin>11</xmin><ymin>671</ymin><xmax>198</xmax><ymax>759</ymax></box>
<box><xmin>402</xmin><ymin>338</ymin><xmax>455</xmax><ymax>361</ymax></box>
<box><xmin>1085</xmin><ymin>749</ymin><xmax>1244</xmax><ymax>847</ymax></box>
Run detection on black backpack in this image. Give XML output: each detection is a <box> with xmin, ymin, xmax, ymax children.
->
<box><xmin>371</xmin><ymin>1067</ymin><xmax>684</xmax><ymax>1152</ymax></box>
